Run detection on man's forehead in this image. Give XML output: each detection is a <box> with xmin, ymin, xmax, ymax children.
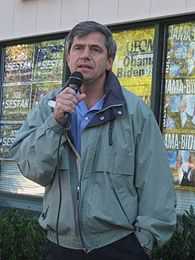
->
<box><xmin>191</xmin><ymin>153</ymin><xmax>195</xmax><ymax>160</ymax></box>
<box><xmin>72</xmin><ymin>32</ymin><xmax>106</xmax><ymax>45</ymax></box>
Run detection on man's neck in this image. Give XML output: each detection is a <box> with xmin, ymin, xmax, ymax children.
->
<box><xmin>83</xmin><ymin>89</ymin><xmax>104</xmax><ymax>108</ymax></box>
<box><xmin>81</xmin><ymin>75</ymin><xmax>106</xmax><ymax>109</ymax></box>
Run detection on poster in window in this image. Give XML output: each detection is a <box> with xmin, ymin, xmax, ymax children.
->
<box><xmin>0</xmin><ymin>39</ymin><xmax>65</xmax><ymax>198</ymax></box>
<box><xmin>112</xmin><ymin>27</ymin><xmax>155</xmax><ymax>105</ymax></box>
<box><xmin>4</xmin><ymin>45</ymin><xmax>34</xmax><ymax>83</ymax></box>
<box><xmin>0</xmin><ymin>123</ymin><xmax>21</xmax><ymax>159</ymax></box>
<box><xmin>2</xmin><ymin>83</ymin><xmax>32</xmax><ymax>122</ymax></box>
<box><xmin>31</xmin><ymin>82</ymin><xmax>60</xmax><ymax>107</ymax></box>
<box><xmin>33</xmin><ymin>40</ymin><xmax>64</xmax><ymax>83</ymax></box>
<box><xmin>163</xmin><ymin>22</ymin><xmax>195</xmax><ymax>192</ymax></box>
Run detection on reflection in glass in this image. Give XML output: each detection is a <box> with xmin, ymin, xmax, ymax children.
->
<box><xmin>0</xmin><ymin>39</ymin><xmax>65</xmax><ymax>196</ymax></box>
<box><xmin>112</xmin><ymin>27</ymin><xmax>155</xmax><ymax>105</ymax></box>
<box><xmin>163</xmin><ymin>22</ymin><xmax>195</xmax><ymax>193</ymax></box>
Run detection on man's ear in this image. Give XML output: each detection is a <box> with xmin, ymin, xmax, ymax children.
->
<box><xmin>66</xmin><ymin>53</ymin><xmax>70</xmax><ymax>67</ymax></box>
<box><xmin>106</xmin><ymin>57</ymin><xmax>113</xmax><ymax>71</ymax></box>
<box><xmin>64</xmin><ymin>61</ymin><xmax>71</xmax><ymax>81</ymax></box>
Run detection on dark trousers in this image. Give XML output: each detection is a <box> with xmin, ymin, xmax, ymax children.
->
<box><xmin>44</xmin><ymin>233</ymin><xmax>150</xmax><ymax>260</ymax></box>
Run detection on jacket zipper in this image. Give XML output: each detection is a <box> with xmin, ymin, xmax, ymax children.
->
<box><xmin>66</xmin><ymin>134</ymin><xmax>88</xmax><ymax>252</ymax></box>
<box><xmin>76</xmin><ymin>183</ymin><xmax>89</xmax><ymax>253</ymax></box>
<box><xmin>65</xmin><ymin>104</ymin><xmax>123</xmax><ymax>252</ymax></box>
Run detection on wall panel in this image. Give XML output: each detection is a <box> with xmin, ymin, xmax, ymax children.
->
<box><xmin>150</xmin><ymin>0</ymin><xmax>187</xmax><ymax>18</ymax></box>
<box><xmin>0</xmin><ymin>1</ymin><xmax>195</xmax><ymax>51</ymax></box>
<box><xmin>60</xmin><ymin>0</ymin><xmax>89</xmax><ymax>32</ymax></box>
<box><xmin>36</xmin><ymin>0</ymin><xmax>62</xmax><ymax>34</ymax></box>
<box><xmin>118</xmin><ymin>0</ymin><xmax>151</xmax><ymax>22</ymax></box>
<box><xmin>0</xmin><ymin>0</ymin><xmax>15</xmax><ymax>39</ymax></box>
<box><xmin>88</xmin><ymin>0</ymin><xmax>118</xmax><ymax>24</ymax></box>
<box><xmin>186</xmin><ymin>0</ymin><xmax>195</xmax><ymax>10</ymax></box>
<box><xmin>13</xmin><ymin>0</ymin><xmax>37</xmax><ymax>37</ymax></box>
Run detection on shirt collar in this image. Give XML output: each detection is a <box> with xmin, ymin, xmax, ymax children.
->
<box><xmin>77</xmin><ymin>96</ymin><xmax>105</xmax><ymax>117</ymax></box>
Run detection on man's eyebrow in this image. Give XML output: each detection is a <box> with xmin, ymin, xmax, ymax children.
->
<box><xmin>72</xmin><ymin>43</ymin><xmax>84</xmax><ymax>46</ymax></box>
<box><xmin>72</xmin><ymin>43</ymin><xmax>105</xmax><ymax>52</ymax></box>
<box><xmin>89</xmin><ymin>44</ymin><xmax>104</xmax><ymax>49</ymax></box>
<box><xmin>73</xmin><ymin>42</ymin><xmax>104</xmax><ymax>47</ymax></box>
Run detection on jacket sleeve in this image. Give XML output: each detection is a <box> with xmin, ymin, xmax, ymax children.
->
<box><xmin>10</xmin><ymin>95</ymin><xmax>66</xmax><ymax>186</ymax></box>
<box><xmin>134</xmin><ymin>108</ymin><xmax>177</xmax><ymax>250</ymax></box>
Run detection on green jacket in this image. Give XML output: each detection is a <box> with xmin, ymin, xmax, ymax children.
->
<box><xmin>11</xmin><ymin>72</ymin><xmax>176</xmax><ymax>252</ymax></box>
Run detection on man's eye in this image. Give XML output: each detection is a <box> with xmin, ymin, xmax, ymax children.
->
<box><xmin>92</xmin><ymin>47</ymin><xmax>101</xmax><ymax>52</ymax></box>
<box><xmin>73</xmin><ymin>46</ymin><xmax>82</xmax><ymax>50</ymax></box>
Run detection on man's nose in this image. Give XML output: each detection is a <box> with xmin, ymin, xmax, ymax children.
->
<box><xmin>80</xmin><ymin>47</ymin><xmax>91</xmax><ymax>58</ymax></box>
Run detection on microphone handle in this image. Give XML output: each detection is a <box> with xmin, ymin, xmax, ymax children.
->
<box><xmin>66</xmin><ymin>83</ymin><xmax>80</xmax><ymax>93</ymax></box>
<box><xmin>48</xmin><ymin>84</ymin><xmax>79</xmax><ymax>109</ymax></box>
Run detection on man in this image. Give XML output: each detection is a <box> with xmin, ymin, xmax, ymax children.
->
<box><xmin>11</xmin><ymin>21</ymin><xmax>176</xmax><ymax>260</ymax></box>
<box><xmin>165</xmin><ymin>95</ymin><xmax>195</xmax><ymax>129</ymax></box>
<box><xmin>177</xmin><ymin>151</ymin><xmax>195</xmax><ymax>187</ymax></box>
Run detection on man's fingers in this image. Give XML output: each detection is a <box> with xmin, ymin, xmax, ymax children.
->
<box><xmin>54</xmin><ymin>87</ymin><xmax>86</xmax><ymax>125</ymax></box>
<box><xmin>78</xmin><ymin>93</ymin><xmax>87</xmax><ymax>102</ymax></box>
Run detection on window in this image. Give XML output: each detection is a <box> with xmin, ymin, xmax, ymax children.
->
<box><xmin>162</xmin><ymin>21</ymin><xmax>195</xmax><ymax>213</ymax></box>
<box><xmin>0</xmin><ymin>39</ymin><xmax>64</xmax><ymax>197</ymax></box>
<box><xmin>112</xmin><ymin>26</ymin><xmax>155</xmax><ymax>105</ymax></box>
<box><xmin>0</xmin><ymin>17</ymin><xmax>195</xmax><ymax>213</ymax></box>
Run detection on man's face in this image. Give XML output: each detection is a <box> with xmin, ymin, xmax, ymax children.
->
<box><xmin>180</xmin><ymin>101</ymin><xmax>187</xmax><ymax>112</ymax></box>
<box><xmin>67</xmin><ymin>32</ymin><xmax>113</xmax><ymax>84</ymax></box>
<box><xmin>190</xmin><ymin>153</ymin><xmax>195</xmax><ymax>164</ymax></box>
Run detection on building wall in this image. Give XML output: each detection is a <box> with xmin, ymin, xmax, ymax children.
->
<box><xmin>0</xmin><ymin>0</ymin><xmax>195</xmax><ymax>41</ymax></box>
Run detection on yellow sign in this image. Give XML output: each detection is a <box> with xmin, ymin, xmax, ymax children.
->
<box><xmin>112</xmin><ymin>27</ymin><xmax>155</xmax><ymax>103</ymax></box>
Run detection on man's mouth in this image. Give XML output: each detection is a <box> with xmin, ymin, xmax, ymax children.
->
<box><xmin>77</xmin><ymin>64</ymin><xmax>93</xmax><ymax>70</ymax></box>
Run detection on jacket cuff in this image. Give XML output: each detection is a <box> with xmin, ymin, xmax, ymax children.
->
<box><xmin>135</xmin><ymin>229</ymin><xmax>154</xmax><ymax>251</ymax></box>
<box><xmin>45</xmin><ymin>115</ymin><xmax>66</xmax><ymax>135</ymax></box>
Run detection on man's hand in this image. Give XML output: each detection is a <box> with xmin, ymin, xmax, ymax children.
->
<box><xmin>54</xmin><ymin>87</ymin><xmax>86</xmax><ymax>126</ymax></box>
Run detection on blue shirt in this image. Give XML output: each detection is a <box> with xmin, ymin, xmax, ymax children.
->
<box><xmin>71</xmin><ymin>97</ymin><xmax>104</xmax><ymax>153</ymax></box>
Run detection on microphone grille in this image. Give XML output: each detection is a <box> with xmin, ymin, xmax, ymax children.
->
<box><xmin>68</xmin><ymin>71</ymin><xmax>83</xmax><ymax>87</ymax></box>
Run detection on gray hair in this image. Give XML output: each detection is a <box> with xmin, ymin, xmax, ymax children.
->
<box><xmin>65</xmin><ymin>21</ymin><xmax>117</xmax><ymax>60</ymax></box>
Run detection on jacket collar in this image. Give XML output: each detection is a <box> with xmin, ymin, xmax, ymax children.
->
<box><xmin>87</xmin><ymin>71</ymin><xmax>126</xmax><ymax>128</ymax></box>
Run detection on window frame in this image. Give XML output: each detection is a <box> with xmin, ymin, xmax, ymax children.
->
<box><xmin>1</xmin><ymin>13</ymin><xmax>195</xmax><ymax>212</ymax></box>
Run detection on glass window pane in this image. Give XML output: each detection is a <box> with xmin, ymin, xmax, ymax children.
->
<box><xmin>0</xmin><ymin>124</ymin><xmax>20</xmax><ymax>159</ymax></box>
<box><xmin>162</xmin><ymin>22</ymin><xmax>195</xmax><ymax>213</ymax></box>
<box><xmin>4</xmin><ymin>44</ymin><xmax>34</xmax><ymax>84</ymax></box>
<box><xmin>112</xmin><ymin>27</ymin><xmax>155</xmax><ymax>105</ymax></box>
<box><xmin>33</xmin><ymin>40</ymin><xmax>64</xmax><ymax>83</ymax></box>
<box><xmin>0</xmin><ymin>39</ymin><xmax>65</xmax><ymax>197</ymax></box>
<box><xmin>2</xmin><ymin>84</ymin><xmax>32</xmax><ymax>122</ymax></box>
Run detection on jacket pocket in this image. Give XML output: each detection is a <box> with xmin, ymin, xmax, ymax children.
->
<box><xmin>82</xmin><ymin>155</ymin><xmax>137</xmax><ymax>236</ymax></box>
<box><xmin>84</xmin><ymin>146</ymin><xmax>137</xmax><ymax>224</ymax></box>
<box><xmin>91</xmin><ymin>141</ymin><xmax>135</xmax><ymax>177</ymax></box>
<box><xmin>39</xmin><ymin>166</ymin><xmax>76</xmax><ymax>235</ymax></box>
<box><xmin>112</xmin><ymin>148</ymin><xmax>134</xmax><ymax>175</ymax></box>
<box><xmin>108</xmin><ymin>166</ymin><xmax>138</xmax><ymax>223</ymax></box>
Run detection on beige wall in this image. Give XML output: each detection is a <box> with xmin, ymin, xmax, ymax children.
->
<box><xmin>0</xmin><ymin>0</ymin><xmax>195</xmax><ymax>41</ymax></box>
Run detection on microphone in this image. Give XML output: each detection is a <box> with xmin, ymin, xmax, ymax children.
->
<box><xmin>63</xmin><ymin>71</ymin><xmax>83</xmax><ymax>92</ymax></box>
<box><xmin>48</xmin><ymin>71</ymin><xmax>83</xmax><ymax>108</ymax></box>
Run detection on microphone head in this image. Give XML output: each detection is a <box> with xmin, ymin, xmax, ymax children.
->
<box><xmin>68</xmin><ymin>71</ymin><xmax>83</xmax><ymax>91</ymax></box>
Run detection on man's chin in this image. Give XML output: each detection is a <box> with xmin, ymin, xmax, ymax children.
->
<box><xmin>83</xmin><ymin>77</ymin><xmax>94</xmax><ymax>85</ymax></box>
